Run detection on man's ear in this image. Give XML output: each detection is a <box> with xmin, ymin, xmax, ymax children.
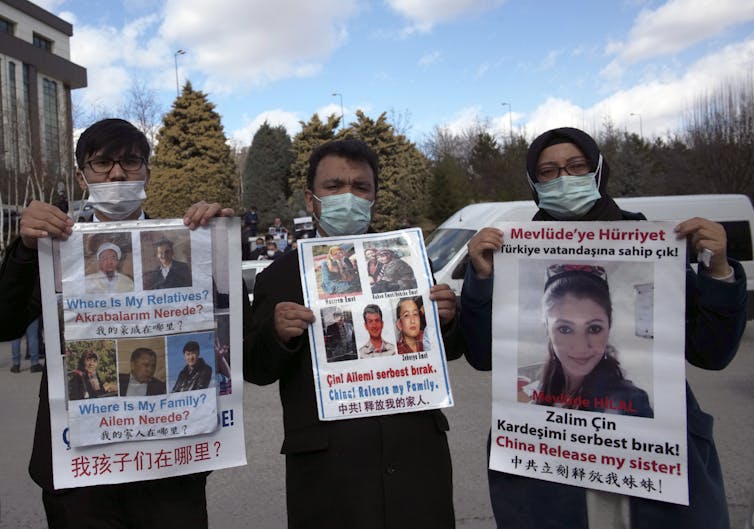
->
<box><xmin>304</xmin><ymin>189</ymin><xmax>314</xmax><ymax>215</ymax></box>
<box><xmin>76</xmin><ymin>169</ymin><xmax>87</xmax><ymax>192</ymax></box>
<box><xmin>144</xmin><ymin>167</ymin><xmax>150</xmax><ymax>191</ymax></box>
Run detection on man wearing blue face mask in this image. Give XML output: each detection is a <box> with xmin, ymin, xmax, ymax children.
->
<box><xmin>243</xmin><ymin>139</ymin><xmax>465</xmax><ymax>529</ymax></box>
<box><xmin>0</xmin><ymin>118</ymin><xmax>232</xmax><ymax>528</ymax></box>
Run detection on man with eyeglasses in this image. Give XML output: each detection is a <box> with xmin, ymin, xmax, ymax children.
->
<box><xmin>0</xmin><ymin>118</ymin><xmax>231</xmax><ymax>528</ymax></box>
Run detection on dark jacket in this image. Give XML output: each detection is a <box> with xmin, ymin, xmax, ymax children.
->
<box><xmin>118</xmin><ymin>373</ymin><xmax>166</xmax><ymax>396</ymax></box>
<box><xmin>68</xmin><ymin>370</ymin><xmax>110</xmax><ymax>400</ymax></box>
<box><xmin>142</xmin><ymin>260</ymin><xmax>192</xmax><ymax>290</ymax></box>
<box><xmin>460</xmin><ymin>228</ymin><xmax>746</xmax><ymax>529</ymax></box>
<box><xmin>172</xmin><ymin>357</ymin><xmax>213</xmax><ymax>392</ymax></box>
<box><xmin>243</xmin><ymin>249</ymin><xmax>464</xmax><ymax>529</ymax></box>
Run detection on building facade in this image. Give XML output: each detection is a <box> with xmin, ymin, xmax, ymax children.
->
<box><xmin>0</xmin><ymin>0</ymin><xmax>86</xmax><ymax>213</ymax></box>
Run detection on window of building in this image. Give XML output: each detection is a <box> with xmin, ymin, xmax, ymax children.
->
<box><xmin>43</xmin><ymin>78</ymin><xmax>60</xmax><ymax>172</ymax></box>
<box><xmin>0</xmin><ymin>16</ymin><xmax>15</xmax><ymax>35</ymax></box>
<box><xmin>33</xmin><ymin>33</ymin><xmax>53</xmax><ymax>52</ymax></box>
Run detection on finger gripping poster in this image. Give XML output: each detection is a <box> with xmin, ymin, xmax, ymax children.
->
<box><xmin>489</xmin><ymin>221</ymin><xmax>688</xmax><ymax>505</ymax></box>
<box><xmin>298</xmin><ymin>229</ymin><xmax>454</xmax><ymax>420</ymax></box>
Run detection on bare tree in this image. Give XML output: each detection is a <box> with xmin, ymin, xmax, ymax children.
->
<box><xmin>119</xmin><ymin>80</ymin><xmax>165</xmax><ymax>151</ymax></box>
<box><xmin>683</xmin><ymin>74</ymin><xmax>754</xmax><ymax>194</ymax></box>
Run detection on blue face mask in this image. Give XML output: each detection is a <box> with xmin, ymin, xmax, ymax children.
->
<box><xmin>533</xmin><ymin>173</ymin><xmax>601</xmax><ymax>219</ymax></box>
<box><xmin>312</xmin><ymin>192</ymin><xmax>373</xmax><ymax>236</ymax></box>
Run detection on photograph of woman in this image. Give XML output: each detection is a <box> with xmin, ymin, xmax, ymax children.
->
<box><xmin>395</xmin><ymin>296</ymin><xmax>429</xmax><ymax>354</ymax></box>
<box><xmin>68</xmin><ymin>350</ymin><xmax>117</xmax><ymax>400</ymax></box>
<box><xmin>527</xmin><ymin>263</ymin><xmax>652</xmax><ymax>418</ymax></box>
<box><xmin>320</xmin><ymin>245</ymin><xmax>360</xmax><ymax>295</ymax></box>
<box><xmin>460</xmin><ymin>126</ymin><xmax>746</xmax><ymax>529</ymax></box>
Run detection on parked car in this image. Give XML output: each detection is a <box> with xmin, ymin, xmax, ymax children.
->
<box><xmin>69</xmin><ymin>199</ymin><xmax>94</xmax><ymax>222</ymax></box>
<box><xmin>242</xmin><ymin>259</ymin><xmax>273</xmax><ymax>303</ymax></box>
<box><xmin>425</xmin><ymin>194</ymin><xmax>754</xmax><ymax>317</ymax></box>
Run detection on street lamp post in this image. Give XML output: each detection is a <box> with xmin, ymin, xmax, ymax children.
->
<box><xmin>630</xmin><ymin>112</ymin><xmax>643</xmax><ymax>138</ymax></box>
<box><xmin>332</xmin><ymin>92</ymin><xmax>344</xmax><ymax>130</ymax></box>
<box><xmin>174</xmin><ymin>49</ymin><xmax>186</xmax><ymax>96</ymax></box>
<box><xmin>501</xmin><ymin>102</ymin><xmax>513</xmax><ymax>143</ymax></box>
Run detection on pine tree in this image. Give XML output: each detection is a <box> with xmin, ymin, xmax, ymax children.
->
<box><xmin>145</xmin><ymin>82</ymin><xmax>239</xmax><ymax>217</ymax></box>
<box><xmin>347</xmin><ymin>111</ymin><xmax>430</xmax><ymax>231</ymax></box>
<box><xmin>242</xmin><ymin>122</ymin><xmax>293</xmax><ymax>228</ymax></box>
<box><xmin>288</xmin><ymin>113</ymin><xmax>340</xmax><ymax>197</ymax></box>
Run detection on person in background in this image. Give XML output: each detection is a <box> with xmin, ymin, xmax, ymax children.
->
<box><xmin>461</xmin><ymin>126</ymin><xmax>746</xmax><ymax>529</ymax></box>
<box><xmin>10</xmin><ymin>317</ymin><xmax>42</xmax><ymax>373</ymax></box>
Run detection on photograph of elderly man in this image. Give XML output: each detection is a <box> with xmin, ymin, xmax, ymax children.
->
<box><xmin>85</xmin><ymin>240</ymin><xmax>134</xmax><ymax>294</ymax></box>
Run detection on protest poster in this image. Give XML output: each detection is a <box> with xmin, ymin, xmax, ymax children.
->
<box><xmin>489</xmin><ymin>221</ymin><xmax>689</xmax><ymax>505</ymax></box>
<box><xmin>298</xmin><ymin>228</ymin><xmax>454</xmax><ymax>420</ymax></box>
<box><xmin>39</xmin><ymin>217</ymin><xmax>246</xmax><ymax>489</ymax></box>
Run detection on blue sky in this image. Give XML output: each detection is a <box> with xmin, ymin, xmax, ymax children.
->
<box><xmin>38</xmin><ymin>0</ymin><xmax>754</xmax><ymax>147</ymax></box>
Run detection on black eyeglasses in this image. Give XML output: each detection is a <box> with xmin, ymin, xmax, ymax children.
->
<box><xmin>536</xmin><ymin>158</ymin><xmax>590</xmax><ymax>181</ymax></box>
<box><xmin>85</xmin><ymin>157</ymin><xmax>146</xmax><ymax>174</ymax></box>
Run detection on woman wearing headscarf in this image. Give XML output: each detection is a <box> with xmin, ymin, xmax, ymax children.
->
<box><xmin>460</xmin><ymin>127</ymin><xmax>746</xmax><ymax>529</ymax></box>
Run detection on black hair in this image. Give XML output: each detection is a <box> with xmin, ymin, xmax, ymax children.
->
<box><xmin>77</xmin><ymin>350</ymin><xmax>98</xmax><ymax>371</ymax></box>
<box><xmin>306</xmin><ymin>140</ymin><xmax>379</xmax><ymax>193</ymax></box>
<box><xmin>363</xmin><ymin>304</ymin><xmax>383</xmax><ymax>322</ymax></box>
<box><xmin>75</xmin><ymin>118</ymin><xmax>150</xmax><ymax>169</ymax></box>
<box><xmin>183</xmin><ymin>341</ymin><xmax>200</xmax><ymax>354</ymax></box>
<box><xmin>130</xmin><ymin>347</ymin><xmax>157</xmax><ymax>363</ymax></box>
<box><xmin>395</xmin><ymin>296</ymin><xmax>426</xmax><ymax>330</ymax></box>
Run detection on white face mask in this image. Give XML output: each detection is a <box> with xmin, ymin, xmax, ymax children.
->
<box><xmin>85</xmin><ymin>180</ymin><xmax>146</xmax><ymax>220</ymax></box>
<box><xmin>312</xmin><ymin>192</ymin><xmax>373</xmax><ymax>236</ymax></box>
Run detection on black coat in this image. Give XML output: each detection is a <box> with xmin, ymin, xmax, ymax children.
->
<box><xmin>243</xmin><ymin>249</ymin><xmax>464</xmax><ymax>529</ymax></box>
<box><xmin>118</xmin><ymin>373</ymin><xmax>166</xmax><ymax>396</ymax></box>
<box><xmin>142</xmin><ymin>260</ymin><xmax>192</xmax><ymax>290</ymax></box>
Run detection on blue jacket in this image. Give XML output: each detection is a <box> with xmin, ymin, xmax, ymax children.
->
<box><xmin>461</xmin><ymin>256</ymin><xmax>746</xmax><ymax>529</ymax></box>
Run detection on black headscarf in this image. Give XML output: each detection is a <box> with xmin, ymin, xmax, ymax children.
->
<box><xmin>526</xmin><ymin>127</ymin><xmax>623</xmax><ymax>221</ymax></box>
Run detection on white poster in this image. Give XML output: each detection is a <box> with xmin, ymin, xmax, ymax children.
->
<box><xmin>39</xmin><ymin>217</ymin><xmax>246</xmax><ymax>488</ymax></box>
<box><xmin>489</xmin><ymin>221</ymin><xmax>688</xmax><ymax>505</ymax></box>
<box><xmin>298</xmin><ymin>229</ymin><xmax>454</xmax><ymax>420</ymax></box>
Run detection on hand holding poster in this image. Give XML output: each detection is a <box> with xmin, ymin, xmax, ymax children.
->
<box><xmin>298</xmin><ymin>228</ymin><xmax>454</xmax><ymax>420</ymax></box>
<box><xmin>489</xmin><ymin>221</ymin><xmax>689</xmax><ymax>505</ymax></box>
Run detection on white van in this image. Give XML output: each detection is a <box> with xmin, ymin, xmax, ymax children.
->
<box><xmin>425</xmin><ymin>194</ymin><xmax>754</xmax><ymax>316</ymax></box>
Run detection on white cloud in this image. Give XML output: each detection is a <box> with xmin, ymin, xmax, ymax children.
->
<box><xmin>526</xmin><ymin>37</ymin><xmax>754</xmax><ymax>139</ymax></box>
<box><xmin>418</xmin><ymin>51</ymin><xmax>441</xmax><ymax>67</ymax></box>
<box><xmin>230</xmin><ymin>109</ymin><xmax>302</xmax><ymax>145</ymax></box>
<box><xmin>605</xmin><ymin>0</ymin><xmax>754</xmax><ymax>72</ymax></box>
<box><xmin>387</xmin><ymin>0</ymin><xmax>506</xmax><ymax>33</ymax></box>
<box><xmin>160</xmin><ymin>0</ymin><xmax>359</xmax><ymax>88</ymax></box>
<box><xmin>439</xmin><ymin>105</ymin><xmax>484</xmax><ymax>135</ymax></box>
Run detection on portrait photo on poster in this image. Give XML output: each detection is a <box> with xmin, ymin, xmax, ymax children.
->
<box><xmin>65</xmin><ymin>340</ymin><xmax>119</xmax><ymax>401</ymax></box>
<box><xmin>83</xmin><ymin>232</ymin><xmax>135</xmax><ymax>294</ymax></box>
<box><xmin>166</xmin><ymin>331</ymin><xmax>216</xmax><ymax>393</ymax></box>
<box><xmin>355</xmin><ymin>302</ymin><xmax>398</xmax><ymax>359</ymax></box>
<box><xmin>321</xmin><ymin>305</ymin><xmax>358</xmax><ymax>362</ymax></box>
<box><xmin>313</xmin><ymin>243</ymin><xmax>362</xmax><ymax>298</ymax></box>
<box><xmin>116</xmin><ymin>336</ymin><xmax>168</xmax><ymax>397</ymax></box>
<box><xmin>140</xmin><ymin>229</ymin><xmax>193</xmax><ymax>291</ymax></box>
<box><xmin>394</xmin><ymin>294</ymin><xmax>430</xmax><ymax>355</ymax></box>
<box><xmin>516</xmin><ymin>259</ymin><xmax>655</xmax><ymax>419</ymax></box>
<box><xmin>368</xmin><ymin>236</ymin><xmax>418</xmax><ymax>294</ymax></box>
